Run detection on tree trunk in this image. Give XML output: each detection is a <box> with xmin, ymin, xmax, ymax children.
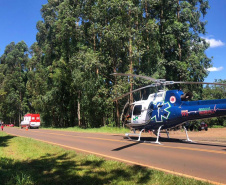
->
<box><xmin>129</xmin><ymin>8</ymin><xmax>133</xmax><ymax>104</ymax></box>
<box><xmin>113</xmin><ymin>67</ymin><xmax>120</xmax><ymax>127</ymax></box>
<box><xmin>160</xmin><ymin>0</ymin><xmax>165</xmax><ymax>58</ymax></box>
<box><xmin>177</xmin><ymin>0</ymin><xmax>182</xmax><ymax>62</ymax></box>
<box><xmin>78</xmin><ymin>91</ymin><xmax>81</xmax><ymax>127</ymax></box>
<box><xmin>115</xmin><ymin>100</ymin><xmax>120</xmax><ymax>127</ymax></box>
<box><xmin>120</xmin><ymin>101</ymin><xmax>129</xmax><ymax>128</ymax></box>
<box><xmin>129</xmin><ymin>37</ymin><xmax>133</xmax><ymax>104</ymax></box>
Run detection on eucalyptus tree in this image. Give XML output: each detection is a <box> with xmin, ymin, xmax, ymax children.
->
<box><xmin>34</xmin><ymin>0</ymin><xmax>111</xmax><ymax>127</ymax></box>
<box><xmin>34</xmin><ymin>0</ymin><xmax>82</xmax><ymax>127</ymax></box>
<box><xmin>29</xmin><ymin>0</ymin><xmax>211</xmax><ymax>128</ymax></box>
<box><xmin>0</xmin><ymin>41</ymin><xmax>29</xmax><ymax>124</ymax></box>
<box><xmin>26</xmin><ymin>43</ymin><xmax>49</xmax><ymax>124</ymax></box>
<box><xmin>147</xmin><ymin>0</ymin><xmax>211</xmax><ymax>83</ymax></box>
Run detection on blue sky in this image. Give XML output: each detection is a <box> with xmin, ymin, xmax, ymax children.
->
<box><xmin>0</xmin><ymin>0</ymin><xmax>225</xmax><ymax>83</ymax></box>
<box><xmin>0</xmin><ymin>0</ymin><xmax>47</xmax><ymax>54</ymax></box>
<box><xmin>203</xmin><ymin>0</ymin><xmax>226</xmax><ymax>82</ymax></box>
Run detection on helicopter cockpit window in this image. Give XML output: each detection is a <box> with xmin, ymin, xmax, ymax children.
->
<box><xmin>133</xmin><ymin>105</ymin><xmax>142</xmax><ymax>115</ymax></box>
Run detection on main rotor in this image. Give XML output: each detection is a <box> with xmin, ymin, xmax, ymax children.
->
<box><xmin>111</xmin><ymin>73</ymin><xmax>226</xmax><ymax>101</ymax></box>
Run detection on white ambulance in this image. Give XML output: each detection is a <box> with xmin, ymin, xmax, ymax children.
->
<box><xmin>21</xmin><ymin>114</ymin><xmax>41</xmax><ymax>129</ymax></box>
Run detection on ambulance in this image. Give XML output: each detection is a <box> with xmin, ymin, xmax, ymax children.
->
<box><xmin>20</xmin><ymin>114</ymin><xmax>41</xmax><ymax>129</ymax></box>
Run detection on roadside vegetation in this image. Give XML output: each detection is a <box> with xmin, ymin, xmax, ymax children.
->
<box><xmin>41</xmin><ymin>121</ymin><xmax>225</xmax><ymax>134</ymax></box>
<box><xmin>42</xmin><ymin>125</ymin><xmax>130</xmax><ymax>134</ymax></box>
<box><xmin>0</xmin><ymin>132</ymin><xmax>211</xmax><ymax>185</ymax></box>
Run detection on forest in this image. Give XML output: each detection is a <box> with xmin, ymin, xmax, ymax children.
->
<box><xmin>0</xmin><ymin>0</ymin><xmax>225</xmax><ymax>128</ymax></box>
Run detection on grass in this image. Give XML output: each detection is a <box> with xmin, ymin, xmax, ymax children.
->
<box><xmin>211</xmin><ymin>125</ymin><xmax>224</xmax><ymax>128</ymax></box>
<box><xmin>42</xmin><ymin>126</ymin><xmax>131</xmax><ymax>134</ymax></box>
<box><xmin>0</xmin><ymin>132</ymin><xmax>211</xmax><ymax>185</ymax></box>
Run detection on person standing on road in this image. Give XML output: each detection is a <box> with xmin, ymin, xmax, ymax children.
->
<box><xmin>1</xmin><ymin>123</ymin><xmax>4</xmax><ymax>131</ymax></box>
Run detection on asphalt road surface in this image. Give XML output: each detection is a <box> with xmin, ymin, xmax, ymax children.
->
<box><xmin>3</xmin><ymin>127</ymin><xmax>226</xmax><ymax>184</ymax></box>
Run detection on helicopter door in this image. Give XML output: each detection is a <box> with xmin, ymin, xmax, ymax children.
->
<box><xmin>132</xmin><ymin>105</ymin><xmax>143</xmax><ymax>124</ymax></box>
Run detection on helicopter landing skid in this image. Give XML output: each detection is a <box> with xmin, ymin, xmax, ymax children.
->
<box><xmin>182</xmin><ymin>126</ymin><xmax>196</xmax><ymax>143</ymax></box>
<box><xmin>125</xmin><ymin>129</ymin><xmax>145</xmax><ymax>142</ymax></box>
<box><xmin>125</xmin><ymin>125</ymin><xmax>164</xmax><ymax>145</ymax></box>
<box><xmin>150</xmin><ymin>125</ymin><xmax>163</xmax><ymax>145</ymax></box>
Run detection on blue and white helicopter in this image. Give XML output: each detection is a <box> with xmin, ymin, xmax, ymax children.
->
<box><xmin>112</xmin><ymin>73</ymin><xmax>226</xmax><ymax>144</ymax></box>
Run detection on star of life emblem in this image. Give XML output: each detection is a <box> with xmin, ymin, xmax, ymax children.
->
<box><xmin>147</xmin><ymin>102</ymin><xmax>171</xmax><ymax>122</ymax></box>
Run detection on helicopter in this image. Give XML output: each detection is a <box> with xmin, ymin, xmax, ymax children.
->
<box><xmin>111</xmin><ymin>73</ymin><xmax>226</xmax><ymax>144</ymax></box>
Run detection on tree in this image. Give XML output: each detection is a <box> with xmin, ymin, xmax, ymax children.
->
<box><xmin>202</xmin><ymin>80</ymin><xmax>226</xmax><ymax>127</ymax></box>
<box><xmin>0</xmin><ymin>41</ymin><xmax>29</xmax><ymax>125</ymax></box>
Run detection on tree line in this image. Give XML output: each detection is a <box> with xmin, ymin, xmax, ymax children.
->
<box><xmin>1</xmin><ymin>0</ymin><xmax>223</xmax><ymax>128</ymax></box>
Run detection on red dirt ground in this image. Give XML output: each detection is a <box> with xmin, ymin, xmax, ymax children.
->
<box><xmin>166</xmin><ymin>128</ymin><xmax>226</xmax><ymax>143</ymax></box>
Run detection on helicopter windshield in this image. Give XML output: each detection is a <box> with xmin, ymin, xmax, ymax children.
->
<box><xmin>148</xmin><ymin>91</ymin><xmax>165</xmax><ymax>103</ymax></box>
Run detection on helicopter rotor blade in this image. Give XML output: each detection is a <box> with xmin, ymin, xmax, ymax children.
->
<box><xmin>111</xmin><ymin>73</ymin><xmax>157</xmax><ymax>82</ymax></box>
<box><xmin>112</xmin><ymin>84</ymin><xmax>158</xmax><ymax>101</ymax></box>
<box><xmin>172</xmin><ymin>81</ymin><xmax>226</xmax><ymax>86</ymax></box>
<box><xmin>111</xmin><ymin>73</ymin><xmax>226</xmax><ymax>86</ymax></box>
<box><xmin>111</xmin><ymin>73</ymin><xmax>226</xmax><ymax>101</ymax></box>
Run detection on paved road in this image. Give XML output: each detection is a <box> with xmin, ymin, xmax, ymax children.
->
<box><xmin>3</xmin><ymin>127</ymin><xmax>226</xmax><ymax>184</ymax></box>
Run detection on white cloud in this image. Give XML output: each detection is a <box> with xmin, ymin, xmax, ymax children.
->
<box><xmin>207</xmin><ymin>66</ymin><xmax>224</xmax><ymax>72</ymax></box>
<box><xmin>204</xmin><ymin>38</ymin><xmax>225</xmax><ymax>48</ymax></box>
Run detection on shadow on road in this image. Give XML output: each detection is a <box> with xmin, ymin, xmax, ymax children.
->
<box><xmin>123</xmin><ymin>136</ymin><xmax>226</xmax><ymax>148</ymax></box>
<box><xmin>0</xmin><ymin>153</ymin><xmax>153</xmax><ymax>185</ymax></box>
<box><xmin>112</xmin><ymin>142</ymin><xmax>140</xmax><ymax>151</ymax></box>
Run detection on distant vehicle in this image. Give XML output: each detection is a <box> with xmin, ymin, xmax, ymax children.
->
<box><xmin>198</xmin><ymin>122</ymin><xmax>208</xmax><ymax>131</ymax></box>
<box><xmin>9</xmin><ymin>124</ymin><xmax>14</xmax><ymax>127</ymax></box>
<box><xmin>21</xmin><ymin>114</ymin><xmax>41</xmax><ymax>129</ymax></box>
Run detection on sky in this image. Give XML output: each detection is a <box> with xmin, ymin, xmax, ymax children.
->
<box><xmin>0</xmin><ymin>0</ymin><xmax>225</xmax><ymax>83</ymax></box>
<box><xmin>0</xmin><ymin>0</ymin><xmax>47</xmax><ymax>53</ymax></box>
<box><xmin>202</xmin><ymin>0</ymin><xmax>226</xmax><ymax>82</ymax></box>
